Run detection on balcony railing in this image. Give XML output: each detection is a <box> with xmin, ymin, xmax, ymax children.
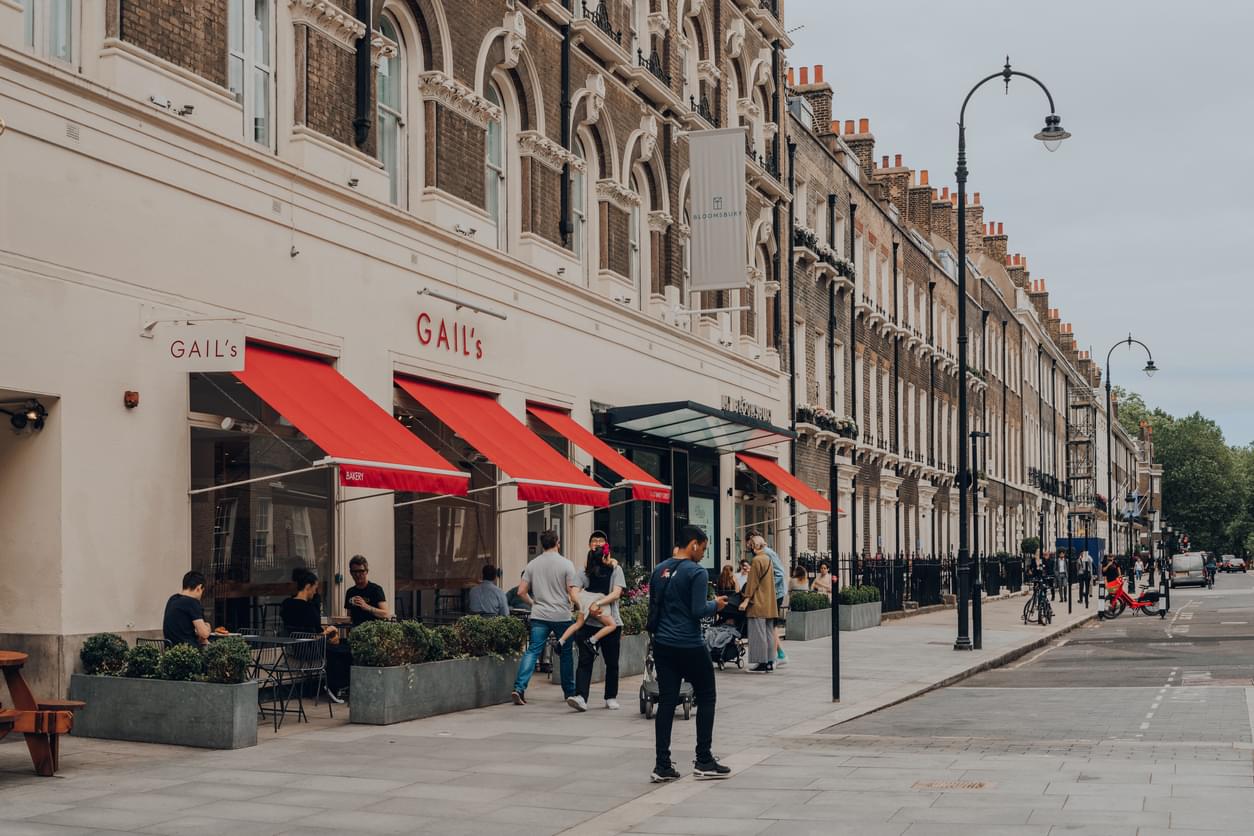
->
<box><xmin>637</xmin><ymin>48</ymin><xmax>670</xmax><ymax>85</ymax></box>
<box><xmin>582</xmin><ymin>2</ymin><xmax>622</xmax><ymax>44</ymax></box>
<box><xmin>745</xmin><ymin>142</ymin><xmax>780</xmax><ymax>180</ymax></box>
<box><xmin>759</xmin><ymin>0</ymin><xmax>779</xmax><ymax>17</ymax></box>
<box><xmin>690</xmin><ymin>95</ymin><xmax>714</xmax><ymax>124</ymax></box>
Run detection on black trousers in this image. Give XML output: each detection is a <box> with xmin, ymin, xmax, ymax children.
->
<box><xmin>1077</xmin><ymin>572</ymin><xmax>1091</xmax><ymax>605</ymax></box>
<box><xmin>576</xmin><ymin>625</ymin><xmax>621</xmax><ymax>701</ymax></box>
<box><xmin>653</xmin><ymin>642</ymin><xmax>716</xmax><ymax>768</ymax></box>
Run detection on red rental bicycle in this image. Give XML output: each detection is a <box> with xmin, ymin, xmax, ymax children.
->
<box><xmin>1099</xmin><ymin>579</ymin><xmax>1166</xmax><ymax>620</ymax></box>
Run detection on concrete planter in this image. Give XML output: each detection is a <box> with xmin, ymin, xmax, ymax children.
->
<box><xmin>350</xmin><ymin>654</ymin><xmax>520</xmax><ymax>725</ymax></box>
<box><xmin>547</xmin><ymin>632</ymin><xmax>648</xmax><ymax>685</ymax></box>
<box><xmin>838</xmin><ymin>601</ymin><xmax>882</xmax><ymax>632</ymax></box>
<box><xmin>68</xmin><ymin>674</ymin><xmax>258</xmax><ymax>749</ymax></box>
<box><xmin>785</xmin><ymin>607</ymin><xmax>831</xmax><ymax>641</ymax></box>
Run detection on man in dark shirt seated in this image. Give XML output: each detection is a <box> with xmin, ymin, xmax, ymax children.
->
<box><xmin>283</xmin><ymin>568</ymin><xmax>349</xmax><ymax>703</ymax></box>
<box><xmin>163</xmin><ymin>571</ymin><xmax>211</xmax><ymax>647</ymax></box>
<box><xmin>344</xmin><ymin>554</ymin><xmax>389</xmax><ymax>626</ymax></box>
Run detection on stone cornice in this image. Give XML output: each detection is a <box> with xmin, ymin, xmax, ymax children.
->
<box><xmin>288</xmin><ymin>0</ymin><xmax>366</xmax><ymax>50</ymax></box>
<box><xmin>417</xmin><ymin>71</ymin><xmax>500</xmax><ymax>128</ymax></box>
<box><xmin>518</xmin><ymin>130</ymin><xmax>586</xmax><ymax>173</ymax></box>
<box><xmin>371</xmin><ymin>31</ymin><xmax>398</xmax><ymax>66</ymax></box>
<box><xmin>647</xmin><ymin>11</ymin><xmax>670</xmax><ymax>37</ymax></box>
<box><xmin>596</xmin><ymin>179</ymin><xmax>642</xmax><ymax>210</ymax></box>
<box><xmin>647</xmin><ymin>210</ymin><xmax>673</xmax><ymax>232</ymax></box>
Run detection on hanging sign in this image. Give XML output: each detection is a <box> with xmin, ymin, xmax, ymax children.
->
<box><xmin>159</xmin><ymin>324</ymin><xmax>246</xmax><ymax>372</ymax></box>
<box><xmin>688</xmin><ymin>127</ymin><xmax>748</xmax><ymax>291</ymax></box>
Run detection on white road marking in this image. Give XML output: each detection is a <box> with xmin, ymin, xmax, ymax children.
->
<box><xmin>1140</xmin><ymin>722</ymin><xmax>1150</xmax><ymax>730</ymax></box>
<box><xmin>1246</xmin><ymin>688</ymin><xmax>1254</xmax><ymax>742</ymax></box>
<box><xmin>1221</xmin><ymin>621</ymin><xmax>1248</xmax><ymax>625</ymax></box>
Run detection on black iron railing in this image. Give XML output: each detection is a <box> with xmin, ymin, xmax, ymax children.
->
<box><xmin>690</xmin><ymin>94</ymin><xmax>714</xmax><ymax>123</ymax></box>
<box><xmin>759</xmin><ymin>0</ymin><xmax>779</xmax><ymax>17</ymax></box>
<box><xmin>637</xmin><ymin>48</ymin><xmax>670</xmax><ymax>85</ymax></box>
<box><xmin>582</xmin><ymin>1</ymin><xmax>622</xmax><ymax>45</ymax></box>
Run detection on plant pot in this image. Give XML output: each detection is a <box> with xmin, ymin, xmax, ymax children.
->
<box><xmin>785</xmin><ymin>608</ymin><xmax>831</xmax><ymax>641</ymax></box>
<box><xmin>68</xmin><ymin>674</ymin><xmax>258</xmax><ymax>749</ymax></box>
<box><xmin>349</xmin><ymin>654</ymin><xmax>520</xmax><ymax>725</ymax></box>
<box><xmin>547</xmin><ymin>632</ymin><xmax>648</xmax><ymax>685</ymax></box>
<box><xmin>837</xmin><ymin>601</ymin><xmax>882</xmax><ymax>631</ymax></box>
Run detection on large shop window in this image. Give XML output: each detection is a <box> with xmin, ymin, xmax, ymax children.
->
<box><xmin>190</xmin><ymin>373</ymin><xmax>334</xmax><ymax>631</ymax></box>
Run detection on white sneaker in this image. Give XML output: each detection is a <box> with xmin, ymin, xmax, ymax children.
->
<box><xmin>604</xmin><ymin>699</ymin><xmax>621</xmax><ymax>710</ymax></box>
<box><xmin>324</xmin><ymin>686</ymin><xmax>345</xmax><ymax>705</ymax></box>
<box><xmin>566</xmin><ymin>695</ymin><xmax>588</xmax><ymax>712</ymax></box>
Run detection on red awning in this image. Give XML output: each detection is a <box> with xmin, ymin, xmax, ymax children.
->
<box><xmin>395</xmin><ymin>377</ymin><xmax>609</xmax><ymax>507</ymax></box>
<box><xmin>527</xmin><ymin>405</ymin><xmax>671</xmax><ymax>503</ymax></box>
<box><xmin>233</xmin><ymin>346</ymin><xmax>468</xmax><ymax>495</ymax></box>
<box><xmin>735</xmin><ymin>453</ymin><xmax>840</xmax><ymax>514</ymax></box>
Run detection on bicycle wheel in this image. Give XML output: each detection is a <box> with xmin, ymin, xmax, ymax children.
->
<box><xmin>1142</xmin><ymin>601</ymin><xmax>1160</xmax><ymax>616</ymax></box>
<box><xmin>1041</xmin><ymin>602</ymin><xmax>1053</xmax><ymax>625</ymax></box>
<box><xmin>1023</xmin><ymin>598</ymin><xmax>1035</xmax><ymax>624</ymax></box>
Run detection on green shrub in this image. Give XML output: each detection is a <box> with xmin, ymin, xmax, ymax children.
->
<box><xmin>487</xmin><ymin>616</ymin><xmax>527</xmax><ymax>657</ymax></box>
<box><xmin>452</xmin><ymin>615</ymin><xmax>495</xmax><ymax>657</ymax></box>
<box><xmin>400</xmin><ymin>620</ymin><xmax>438</xmax><ymax>664</ymax></box>
<box><xmin>349</xmin><ymin>620</ymin><xmax>410</xmax><ymax>667</ymax></box>
<box><xmin>788</xmin><ymin>591</ymin><xmax>831</xmax><ymax>612</ymax></box>
<box><xmin>203</xmin><ymin>636</ymin><xmax>252</xmax><ymax>684</ymax></box>
<box><xmin>1021</xmin><ymin>537</ymin><xmax>1041</xmax><ymax>556</ymax></box>
<box><xmin>620</xmin><ymin>603</ymin><xmax>648</xmax><ymax>636</ymax></box>
<box><xmin>838</xmin><ymin>585</ymin><xmax>881</xmax><ymax>605</ymax></box>
<box><xmin>435</xmin><ymin>625</ymin><xmax>460</xmax><ymax>659</ymax></box>
<box><xmin>121</xmin><ymin>644</ymin><xmax>161</xmax><ymax>679</ymax></box>
<box><xmin>80</xmin><ymin>633</ymin><xmax>129</xmax><ymax>676</ymax></box>
<box><xmin>156</xmin><ymin>643</ymin><xmax>203</xmax><ymax>682</ymax></box>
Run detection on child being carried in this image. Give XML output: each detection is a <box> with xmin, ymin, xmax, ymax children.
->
<box><xmin>557</xmin><ymin>589</ymin><xmax>617</xmax><ymax>656</ymax></box>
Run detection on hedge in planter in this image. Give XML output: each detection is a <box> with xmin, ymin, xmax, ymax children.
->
<box><xmin>837</xmin><ymin>585</ymin><xmax>883</xmax><ymax>631</ymax></box>
<box><xmin>785</xmin><ymin>591</ymin><xmax>832</xmax><ymax>641</ymax></box>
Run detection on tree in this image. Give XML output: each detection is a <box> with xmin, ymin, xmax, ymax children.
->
<box><xmin>1154</xmin><ymin>413</ymin><xmax>1243</xmax><ymax>553</ymax></box>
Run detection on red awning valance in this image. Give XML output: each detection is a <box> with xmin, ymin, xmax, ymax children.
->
<box><xmin>395</xmin><ymin>377</ymin><xmax>609</xmax><ymax>507</ymax></box>
<box><xmin>527</xmin><ymin>405</ymin><xmax>671</xmax><ymax>503</ymax></box>
<box><xmin>232</xmin><ymin>346</ymin><xmax>468</xmax><ymax>495</ymax></box>
<box><xmin>736</xmin><ymin>452</ymin><xmax>839</xmax><ymax>514</ymax></box>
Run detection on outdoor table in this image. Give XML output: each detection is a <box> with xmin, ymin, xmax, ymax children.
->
<box><xmin>0</xmin><ymin>650</ymin><xmax>75</xmax><ymax>776</ymax></box>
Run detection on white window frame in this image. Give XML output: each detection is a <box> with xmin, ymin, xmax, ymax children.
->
<box><xmin>229</xmin><ymin>0</ymin><xmax>275</xmax><ymax>148</ymax></box>
<box><xmin>571</xmin><ymin>133</ymin><xmax>593</xmax><ymax>282</ymax></box>
<box><xmin>629</xmin><ymin>171</ymin><xmax>644</xmax><ymax>304</ymax></box>
<box><xmin>23</xmin><ymin>0</ymin><xmax>75</xmax><ymax>63</ymax></box>
<box><xmin>630</xmin><ymin>0</ymin><xmax>651</xmax><ymax>60</ymax></box>
<box><xmin>376</xmin><ymin>13</ymin><xmax>406</xmax><ymax>206</ymax></box>
<box><xmin>485</xmin><ymin>81</ymin><xmax>507</xmax><ymax>249</ymax></box>
<box><xmin>814</xmin><ymin>332</ymin><xmax>826</xmax><ymax>408</ymax></box>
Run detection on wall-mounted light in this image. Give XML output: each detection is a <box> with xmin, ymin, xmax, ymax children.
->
<box><xmin>347</xmin><ymin>176</ymin><xmax>359</xmax><ymax>188</ymax></box>
<box><xmin>1</xmin><ymin>399</ymin><xmax>47</xmax><ymax>433</ymax></box>
<box><xmin>176</xmin><ymin>105</ymin><xmax>195</xmax><ymax>117</ymax></box>
<box><xmin>416</xmin><ymin>288</ymin><xmax>508</xmax><ymax>321</ymax></box>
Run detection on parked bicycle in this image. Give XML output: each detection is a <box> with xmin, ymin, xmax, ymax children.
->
<box><xmin>1099</xmin><ymin>579</ymin><xmax>1166</xmax><ymax>620</ymax></box>
<box><xmin>1022</xmin><ymin>576</ymin><xmax>1053</xmax><ymax>625</ymax></box>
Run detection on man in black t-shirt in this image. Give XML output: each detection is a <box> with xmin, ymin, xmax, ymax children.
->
<box><xmin>163</xmin><ymin>571</ymin><xmax>211</xmax><ymax>647</ymax></box>
<box><xmin>344</xmin><ymin>555</ymin><xmax>389</xmax><ymax>626</ymax></box>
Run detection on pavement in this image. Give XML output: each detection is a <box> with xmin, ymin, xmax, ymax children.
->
<box><xmin>4</xmin><ymin>583</ymin><xmax>1212</xmax><ymax>836</ymax></box>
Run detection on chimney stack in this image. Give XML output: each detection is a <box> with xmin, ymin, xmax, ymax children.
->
<box><xmin>845</xmin><ymin>117</ymin><xmax>876</xmax><ymax>178</ymax></box>
<box><xmin>984</xmin><ymin>218</ymin><xmax>1008</xmax><ymax>263</ymax></box>
<box><xmin>907</xmin><ymin>169</ymin><xmax>933</xmax><ymax>233</ymax></box>
<box><xmin>793</xmin><ymin>66</ymin><xmax>834</xmax><ymax>136</ymax></box>
<box><xmin>1007</xmin><ymin>252</ymin><xmax>1028</xmax><ymax>289</ymax></box>
<box><xmin>965</xmin><ymin>192</ymin><xmax>986</xmax><ymax>256</ymax></box>
<box><xmin>931</xmin><ymin>186</ymin><xmax>957</xmax><ymax>246</ymax></box>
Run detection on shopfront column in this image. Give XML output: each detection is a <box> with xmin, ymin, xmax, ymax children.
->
<box><xmin>881</xmin><ymin>471</ymin><xmax>902</xmax><ymax>556</ymax></box>
<box><xmin>496</xmin><ymin>390</ymin><xmax>529</xmax><ymax>584</ymax></box>
<box><xmin>918</xmin><ymin>484</ymin><xmax>937</xmax><ymax>556</ymax></box>
<box><xmin>837</xmin><ymin>460</ymin><xmax>854</xmax><ymax>583</ymax></box>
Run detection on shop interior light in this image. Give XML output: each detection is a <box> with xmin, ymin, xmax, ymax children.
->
<box><xmin>1</xmin><ymin>399</ymin><xmax>47</xmax><ymax>433</ymax></box>
<box><xmin>416</xmin><ymin>288</ymin><xmax>508</xmax><ymax>320</ymax></box>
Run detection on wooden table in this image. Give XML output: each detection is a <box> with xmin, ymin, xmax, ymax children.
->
<box><xmin>0</xmin><ymin>650</ymin><xmax>75</xmax><ymax>777</ymax></box>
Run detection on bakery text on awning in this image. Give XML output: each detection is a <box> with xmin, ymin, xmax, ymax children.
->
<box><xmin>203</xmin><ymin>344</ymin><xmax>469</xmax><ymax>495</ymax></box>
<box><xmin>736</xmin><ymin>452</ymin><xmax>842</xmax><ymax>515</ymax></box>
<box><xmin>527</xmin><ymin>405</ymin><xmax>671</xmax><ymax>503</ymax></box>
<box><xmin>604</xmin><ymin>401</ymin><xmax>794</xmax><ymax>453</ymax></box>
<box><xmin>395</xmin><ymin>377</ymin><xmax>609</xmax><ymax>508</ymax></box>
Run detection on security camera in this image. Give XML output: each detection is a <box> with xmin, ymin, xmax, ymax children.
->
<box><xmin>347</xmin><ymin>176</ymin><xmax>360</xmax><ymax>188</ymax></box>
<box><xmin>177</xmin><ymin>105</ymin><xmax>195</xmax><ymax>117</ymax></box>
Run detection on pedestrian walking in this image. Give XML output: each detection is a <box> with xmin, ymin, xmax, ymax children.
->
<box><xmin>1134</xmin><ymin>557</ymin><xmax>1144</xmax><ymax>586</ymax></box>
<box><xmin>647</xmin><ymin>525</ymin><xmax>730</xmax><ymax>783</ymax></box>
<box><xmin>1056</xmin><ymin>551</ymin><xmax>1069</xmax><ymax>601</ymax></box>
<box><xmin>1076</xmin><ymin>549</ymin><xmax>1093</xmax><ymax>606</ymax></box>
<box><xmin>511</xmin><ymin>530</ymin><xmax>579</xmax><ymax>706</ymax></box>
<box><xmin>570</xmin><ymin>531</ymin><xmax>626</xmax><ymax>712</ymax></box>
<box><xmin>747</xmin><ymin>531</ymin><xmax>788</xmax><ymax>666</ymax></box>
<box><xmin>739</xmin><ymin>543</ymin><xmax>778</xmax><ymax>672</ymax></box>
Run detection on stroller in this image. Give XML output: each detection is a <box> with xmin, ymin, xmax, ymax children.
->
<box><xmin>639</xmin><ymin>638</ymin><xmax>694</xmax><ymax>720</ymax></box>
<box><xmin>704</xmin><ymin>593</ymin><xmax>747</xmax><ymax>670</ymax></box>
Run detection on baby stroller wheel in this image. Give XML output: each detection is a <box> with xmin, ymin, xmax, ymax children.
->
<box><xmin>639</xmin><ymin>687</ymin><xmax>647</xmax><ymax>716</ymax></box>
<box><xmin>682</xmin><ymin>700</ymin><xmax>692</xmax><ymax>721</ymax></box>
<box><xmin>645</xmin><ymin>699</ymin><xmax>656</xmax><ymax>720</ymax></box>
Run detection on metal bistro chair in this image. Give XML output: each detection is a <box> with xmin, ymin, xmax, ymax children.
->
<box><xmin>285</xmin><ymin>632</ymin><xmax>332</xmax><ymax>720</ymax></box>
<box><xmin>135</xmin><ymin>637</ymin><xmax>169</xmax><ymax>652</ymax></box>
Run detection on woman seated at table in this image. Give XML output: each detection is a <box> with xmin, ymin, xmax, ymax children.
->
<box><xmin>281</xmin><ymin>569</ymin><xmax>350</xmax><ymax>704</ymax></box>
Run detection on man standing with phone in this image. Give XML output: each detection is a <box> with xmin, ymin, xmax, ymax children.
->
<box><xmin>648</xmin><ymin>525</ymin><xmax>731</xmax><ymax>783</ymax></box>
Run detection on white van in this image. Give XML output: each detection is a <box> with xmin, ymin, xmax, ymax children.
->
<box><xmin>1171</xmin><ymin>552</ymin><xmax>1207</xmax><ymax>588</ymax></box>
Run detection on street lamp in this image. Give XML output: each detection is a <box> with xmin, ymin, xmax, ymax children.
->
<box><xmin>970</xmin><ymin>431</ymin><xmax>991</xmax><ymax>649</ymax></box>
<box><xmin>953</xmin><ymin>58</ymin><xmax>1069</xmax><ymax>651</ymax></box>
<box><xmin>1104</xmin><ymin>334</ymin><xmax>1156</xmax><ymax>594</ymax></box>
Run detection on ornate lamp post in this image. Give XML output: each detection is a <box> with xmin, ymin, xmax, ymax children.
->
<box><xmin>953</xmin><ymin>59</ymin><xmax>1069</xmax><ymax>649</ymax></box>
<box><xmin>1104</xmin><ymin>335</ymin><xmax>1157</xmax><ymax>594</ymax></box>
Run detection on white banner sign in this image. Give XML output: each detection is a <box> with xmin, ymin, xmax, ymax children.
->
<box><xmin>158</xmin><ymin>324</ymin><xmax>246</xmax><ymax>372</ymax></box>
<box><xmin>688</xmin><ymin>127</ymin><xmax>748</xmax><ymax>292</ymax></box>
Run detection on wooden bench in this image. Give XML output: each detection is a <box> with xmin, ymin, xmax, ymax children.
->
<box><xmin>0</xmin><ymin>651</ymin><xmax>81</xmax><ymax>777</ymax></box>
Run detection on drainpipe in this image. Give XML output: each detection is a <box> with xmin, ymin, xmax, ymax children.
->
<box><xmin>849</xmin><ymin>201</ymin><xmax>858</xmax><ymax>571</ymax></box>
<box><xmin>787</xmin><ymin>139</ymin><xmax>797</xmax><ymax>566</ymax></box>
<box><xmin>928</xmin><ymin>280</ymin><xmax>936</xmax><ymax>554</ymax></box>
<box><xmin>1002</xmin><ymin>319</ymin><xmax>1008</xmax><ymax>554</ymax></box>
<box><xmin>559</xmin><ymin>23</ymin><xmax>572</xmax><ymax>245</ymax></box>
<box><xmin>352</xmin><ymin>0</ymin><xmax>372</xmax><ymax>148</ymax></box>
<box><xmin>892</xmin><ymin>241</ymin><xmax>901</xmax><ymax>557</ymax></box>
<box><xmin>828</xmin><ymin>194</ymin><xmax>838</xmax><ymax>567</ymax></box>
<box><xmin>771</xmin><ymin>42</ymin><xmax>782</xmax><ymax>174</ymax></box>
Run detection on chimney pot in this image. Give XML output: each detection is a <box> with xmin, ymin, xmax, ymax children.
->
<box><xmin>787</xmin><ymin>68</ymin><xmax>795</xmax><ymax>86</ymax></box>
<box><xmin>997</xmin><ymin>222</ymin><xmax>1004</xmax><ymax>235</ymax></box>
<box><xmin>895</xmin><ymin>154</ymin><xmax>902</xmax><ymax>167</ymax></box>
<box><xmin>814</xmin><ymin>64</ymin><xmax>824</xmax><ymax>83</ymax></box>
<box><xmin>973</xmin><ymin>192</ymin><xmax>980</xmax><ymax>205</ymax></box>
<box><xmin>844</xmin><ymin>119</ymin><xmax>855</xmax><ymax>135</ymax></box>
<box><xmin>1013</xmin><ymin>254</ymin><xmax>1021</xmax><ymax>266</ymax></box>
<box><xmin>1023</xmin><ymin>257</ymin><xmax>1029</xmax><ymax>270</ymax></box>
<box><xmin>920</xmin><ymin>169</ymin><xmax>929</xmax><ymax>185</ymax></box>
<box><xmin>1005</xmin><ymin>254</ymin><xmax>1012</xmax><ymax>265</ymax></box>
<box><xmin>858</xmin><ymin>117</ymin><xmax>869</xmax><ymax>133</ymax></box>
<box><xmin>830</xmin><ymin>119</ymin><xmax>840</xmax><ymax>134</ymax></box>
<box><xmin>881</xmin><ymin>155</ymin><xmax>889</xmax><ymax>169</ymax></box>
<box><xmin>941</xmin><ymin>186</ymin><xmax>949</xmax><ymax>200</ymax></box>
<box><xmin>799</xmin><ymin>66</ymin><xmax>809</xmax><ymax>85</ymax></box>
<box><xmin>931</xmin><ymin>188</ymin><xmax>938</xmax><ymax>200</ymax></box>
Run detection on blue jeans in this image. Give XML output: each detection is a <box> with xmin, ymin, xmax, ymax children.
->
<box><xmin>513</xmin><ymin>618</ymin><xmax>574</xmax><ymax>697</ymax></box>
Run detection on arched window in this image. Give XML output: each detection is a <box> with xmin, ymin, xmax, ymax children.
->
<box><xmin>629</xmin><ymin>170</ymin><xmax>650</xmax><ymax>306</ymax></box>
<box><xmin>630</xmin><ymin>0</ymin><xmax>650</xmax><ymax>59</ymax></box>
<box><xmin>571</xmin><ymin>135</ymin><xmax>588</xmax><ymax>276</ymax></box>
<box><xmin>484</xmin><ymin>81</ymin><xmax>507</xmax><ymax>249</ymax></box>
<box><xmin>23</xmin><ymin>0</ymin><xmax>73</xmax><ymax>62</ymax></box>
<box><xmin>376</xmin><ymin>15</ymin><xmax>405</xmax><ymax>206</ymax></box>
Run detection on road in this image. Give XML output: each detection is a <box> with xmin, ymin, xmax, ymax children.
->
<box><xmin>804</xmin><ymin>571</ymin><xmax>1254</xmax><ymax>833</ymax></box>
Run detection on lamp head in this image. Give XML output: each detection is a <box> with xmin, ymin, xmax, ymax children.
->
<box><xmin>1034</xmin><ymin>114</ymin><xmax>1071</xmax><ymax>152</ymax></box>
<box><xmin>1143</xmin><ymin>358</ymin><xmax>1158</xmax><ymax>378</ymax></box>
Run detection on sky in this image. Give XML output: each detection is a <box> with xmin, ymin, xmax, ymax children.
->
<box><xmin>787</xmin><ymin>0</ymin><xmax>1254</xmax><ymax>446</ymax></box>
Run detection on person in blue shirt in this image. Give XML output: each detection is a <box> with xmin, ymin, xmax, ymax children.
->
<box><xmin>647</xmin><ymin>525</ymin><xmax>730</xmax><ymax>784</ymax></box>
<box><xmin>748</xmin><ymin>531</ymin><xmax>788</xmax><ymax>666</ymax></box>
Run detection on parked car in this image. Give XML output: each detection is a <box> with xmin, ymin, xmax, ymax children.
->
<box><xmin>1219</xmin><ymin>555</ymin><xmax>1247</xmax><ymax>573</ymax></box>
<box><xmin>1170</xmin><ymin>552</ymin><xmax>1209</xmax><ymax>588</ymax></box>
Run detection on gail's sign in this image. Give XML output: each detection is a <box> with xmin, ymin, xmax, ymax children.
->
<box><xmin>417</xmin><ymin>311</ymin><xmax>484</xmax><ymax>360</ymax></box>
<box><xmin>159</xmin><ymin>324</ymin><xmax>246</xmax><ymax>371</ymax></box>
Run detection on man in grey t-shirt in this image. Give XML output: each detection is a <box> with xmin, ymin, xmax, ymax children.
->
<box><xmin>570</xmin><ymin>531</ymin><xmax>628</xmax><ymax>711</ymax></box>
<box><xmin>511</xmin><ymin>530</ymin><xmax>579</xmax><ymax>705</ymax></box>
